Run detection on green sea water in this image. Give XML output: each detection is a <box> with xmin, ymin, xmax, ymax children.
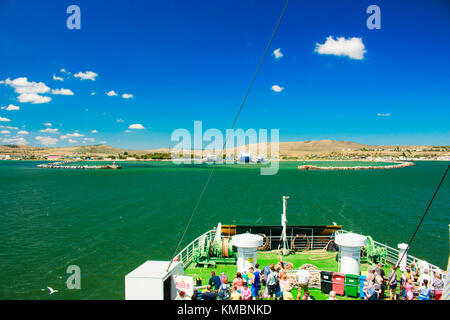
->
<box><xmin>0</xmin><ymin>160</ymin><xmax>449</xmax><ymax>299</ymax></box>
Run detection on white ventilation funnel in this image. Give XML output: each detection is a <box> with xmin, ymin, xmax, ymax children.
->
<box><xmin>232</xmin><ymin>233</ymin><xmax>263</xmax><ymax>273</ymax></box>
<box><xmin>335</xmin><ymin>233</ymin><xmax>367</xmax><ymax>275</ymax></box>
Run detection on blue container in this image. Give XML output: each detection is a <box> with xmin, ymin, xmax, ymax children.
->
<box><xmin>359</xmin><ymin>275</ymin><xmax>366</xmax><ymax>299</ymax></box>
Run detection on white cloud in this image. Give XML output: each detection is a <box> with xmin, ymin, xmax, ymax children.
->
<box><xmin>271</xmin><ymin>85</ymin><xmax>284</xmax><ymax>93</ymax></box>
<box><xmin>1</xmin><ymin>130</ymin><xmax>11</xmax><ymax>134</ymax></box>
<box><xmin>40</xmin><ymin>128</ymin><xmax>59</xmax><ymax>133</ymax></box>
<box><xmin>106</xmin><ymin>90</ymin><xmax>118</xmax><ymax>96</ymax></box>
<box><xmin>272</xmin><ymin>48</ymin><xmax>283</xmax><ymax>59</ymax></box>
<box><xmin>377</xmin><ymin>113</ymin><xmax>391</xmax><ymax>117</ymax></box>
<box><xmin>53</xmin><ymin>75</ymin><xmax>63</xmax><ymax>81</ymax></box>
<box><xmin>18</xmin><ymin>93</ymin><xmax>52</xmax><ymax>104</ymax></box>
<box><xmin>68</xmin><ymin>139</ymin><xmax>77</xmax><ymax>143</ymax></box>
<box><xmin>66</xmin><ymin>132</ymin><xmax>84</xmax><ymax>137</ymax></box>
<box><xmin>117</xmin><ymin>118</ymin><xmax>124</xmax><ymax>123</ymax></box>
<box><xmin>60</xmin><ymin>68</ymin><xmax>70</xmax><ymax>74</ymax></box>
<box><xmin>0</xmin><ymin>125</ymin><xmax>18</xmax><ymax>130</ymax></box>
<box><xmin>0</xmin><ymin>116</ymin><xmax>11</xmax><ymax>122</ymax></box>
<box><xmin>1</xmin><ymin>137</ymin><xmax>27</xmax><ymax>145</ymax></box>
<box><xmin>17</xmin><ymin>130</ymin><xmax>29</xmax><ymax>135</ymax></box>
<box><xmin>91</xmin><ymin>130</ymin><xmax>98</xmax><ymax>133</ymax></box>
<box><xmin>122</xmin><ymin>93</ymin><xmax>134</xmax><ymax>99</ymax></box>
<box><xmin>124</xmin><ymin>130</ymin><xmax>131</xmax><ymax>133</ymax></box>
<box><xmin>35</xmin><ymin>136</ymin><xmax>58</xmax><ymax>146</ymax></box>
<box><xmin>1</xmin><ymin>104</ymin><xmax>20</xmax><ymax>111</ymax></box>
<box><xmin>3</xmin><ymin>77</ymin><xmax>50</xmax><ymax>94</ymax></box>
<box><xmin>91</xmin><ymin>92</ymin><xmax>96</xmax><ymax>95</ymax></box>
<box><xmin>3</xmin><ymin>77</ymin><xmax>52</xmax><ymax>104</ymax></box>
<box><xmin>43</xmin><ymin>123</ymin><xmax>52</xmax><ymax>127</ymax></box>
<box><xmin>51</xmin><ymin>88</ymin><xmax>74</xmax><ymax>95</ymax></box>
<box><xmin>74</xmin><ymin>71</ymin><xmax>98</xmax><ymax>81</ymax></box>
<box><xmin>83</xmin><ymin>137</ymin><xmax>95</xmax><ymax>143</ymax></box>
<box><xmin>128</xmin><ymin>123</ymin><xmax>145</xmax><ymax>130</ymax></box>
<box><xmin>315</xmin><ymin>36</ymin><xmax>366</xmax><ymax>60</ymax></box>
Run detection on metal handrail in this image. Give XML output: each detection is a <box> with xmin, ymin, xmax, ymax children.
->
<box><xmin>174</xmin><ymin>228</ymin><xmax>216</xmax><ymax>268</ymax></box>
<box><xmin>266</xmin><ymin>234</ymin><xmax>334</xmax><ymax>250</ymax></box>
<box><xmin>173</xmin><ymin>229</ymin><xmax>334</xmax><ymax>269</ymax></box>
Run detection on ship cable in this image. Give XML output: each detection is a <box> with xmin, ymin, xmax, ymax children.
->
<box><xmin>395</xmin><ymin>164</ymin><xmax>449</xmax><ymax>269</ymax></box>
<box><xmin>167</xmin><ymin>0</ymin><xmax>291</xmax><ymax>272</ymax></box>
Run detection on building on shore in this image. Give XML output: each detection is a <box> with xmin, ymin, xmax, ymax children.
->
<box><xmin>257</xmin><ymin>154</ymin><xmax>265</xmax><ymax>163</ymax></box>
<box><xmin>238</xmin><ymin>151</ymin><xmax>252</xmax><ymax>163</ymax></box>
<box><xmin>46</xmin><ymin>155</ymin><xmax>63</xmax><ymax>160</ymax></box>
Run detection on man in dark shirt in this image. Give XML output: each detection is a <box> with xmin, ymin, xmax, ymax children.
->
<box><xmin>374</xmin><ymin>262</ymin><xmax>387</xmax><ymax>299</ymax></box>
<box><xmin>208</xmin><ymin>271</ymin><xmax>221</xmax><ymax>291</ymax></box>
<box><xmin>201</xmin><ymin>285</ymin><xmax>217</xmax><ymax>300</ymax></box>
<box><xmin>375</xmin><ymin>262</ymin><xmax>386</xmax><ymax>279</ymax></box>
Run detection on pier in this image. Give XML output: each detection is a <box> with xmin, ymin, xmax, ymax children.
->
<box><xmin>37</xmin><ymin>161</ymin><xmax>121</xmax><ymax>169</ymax></box>
<box><xmin>298</xmin><ymin>161</ymin><xmax>415</xmax><ymax>171</ymax></box>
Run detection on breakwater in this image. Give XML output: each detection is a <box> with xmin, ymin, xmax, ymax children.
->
<box><xmin>298</xmin><ymin>161</ymin><xmax>415</xmax><ymax>171</ymax></box>
<box><xmin>37</xmin><ymin>161</ymin><xmax>121</xmax><ymax>169</ymax></box>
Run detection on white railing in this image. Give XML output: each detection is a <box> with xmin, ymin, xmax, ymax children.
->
<box><xmin>173</xmin><ymin>229</ymin><xmax>216</xmax><ymax>268</ymax></box>
<box><xmin>265</xmin><ymin>234</ymin><xmax>334</xmax><ymax>250</ymax></box>
<box><xmin>173</xmin><ymin>228</ymin><xmax>334</xmax><ymax>269</ymax></box>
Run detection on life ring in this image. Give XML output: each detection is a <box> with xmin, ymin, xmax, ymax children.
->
<box><xmin>257</xmin><ymin>234</ymin><xmax>270</xmax><ymax>250</ymax></box>
<box><xmin>291</xmin><ymin>234</ymin><xmax>310</xmax><ymax>251</ymax></box>
<box><xmin>324</xmin><ymin>239</ymin><xmax>336</xmax><ymax>251</ymax></box>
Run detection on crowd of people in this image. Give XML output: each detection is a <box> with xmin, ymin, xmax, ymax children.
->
<box><xmin>177</xmin><ymin>261</ymin><xmax>328</xmax><ymax>301</ymax></box>
<box><xmin>399</xmin><ymin>262</ymin><xmax>444</xmax><ymax>300</ymax></box>
<box><xmin>361</xmin><ymin>262</ymin><xmax>444</xmax><ymax>300</ymax></box>
<box><xmin>176</xmin><ymin>260</ymin><xmax>445</xmax><ymax>301</ymax></box>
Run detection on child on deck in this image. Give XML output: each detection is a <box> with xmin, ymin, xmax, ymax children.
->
<box><xmin>418</xmin><ymin>279</ymin><xmax>431</xmax><ymax>300</ymax></box>
<box><xmin>233</xmin><ymin>272</ymin><xmax>245</xmax><ymax>292</ymax></box>
<box><xmin>241</xmin><ymin>282</ymin><xmax>252</xmax><ymax>300</ymax></box>
<box><xmin>406</xmin><ymin>279</ymin><xmax>415</xmax><ymax>300</ymax></box>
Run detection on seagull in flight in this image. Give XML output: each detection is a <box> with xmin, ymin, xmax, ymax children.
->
<box><xmin>47</xmin><ymin>286</ymin><xmax>58</xmax><ymax>295</ymax></box>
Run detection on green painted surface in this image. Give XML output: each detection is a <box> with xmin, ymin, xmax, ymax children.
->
<box><xmin>0</xmin><ymin>160</ymin><xmax>448</xmax><ymax>299</ymax></box>
<box><xmin>185</xmin><ymin>250</ymin><xmax>398</xmax><ymax>300</ymax></box>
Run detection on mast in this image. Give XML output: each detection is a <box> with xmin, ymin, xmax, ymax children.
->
<box><xmin>281</xmin><ymin>196</ymin><xmax>290</xmax><ymax>256</ymax></box>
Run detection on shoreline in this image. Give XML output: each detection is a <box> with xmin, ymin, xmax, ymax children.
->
<box><xmin>1</xmin><ymin>158</ymin><xmax>449</xmax><ymax>163</ymax></box>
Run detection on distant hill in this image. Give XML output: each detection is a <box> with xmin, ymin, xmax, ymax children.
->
<box><xmin>0</xmin><ymin>144</ymin><xmax>173</xmax><ymax>157</ymax></box>
<box><xmin>0</xmin><ymin>144</ymin><xmax>126</xmax><ymax>156</ymax></box>
<box><xmin>0</xmin><ymin>140</ymin><xmax>448</xmax><ymax>159</ymax></box>
<box><xmin>221</xmin><ymin>140</ymin><xmax>370</xmax><ymax>157</ymax></box>
<box><xmin>279</xmin><ymin>140</ymin><xmax>368</xmax><ymax>153</ymax></box>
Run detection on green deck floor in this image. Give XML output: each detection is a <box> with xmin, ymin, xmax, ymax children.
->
<box><xmin>185</xmin><ymin>250</ymin><xmax>399</xmax><ymax>300</ymax></box>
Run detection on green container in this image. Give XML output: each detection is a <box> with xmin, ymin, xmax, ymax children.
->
<box><xmin>345</xmin><ymin>274</ymin><xmax>360</xmax><ymax>298</ymax></box>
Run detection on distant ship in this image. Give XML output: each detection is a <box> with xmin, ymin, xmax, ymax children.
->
<box><xmin>204</xmin><ymin>154</ymin><xmax>219</xmax><ymax>163</ymax></box>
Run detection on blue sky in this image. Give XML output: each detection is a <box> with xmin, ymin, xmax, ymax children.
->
<box><xmin>0</xmin><ymin>0</ymin><xmax>449</xmax><ymax>149</ymax></box>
